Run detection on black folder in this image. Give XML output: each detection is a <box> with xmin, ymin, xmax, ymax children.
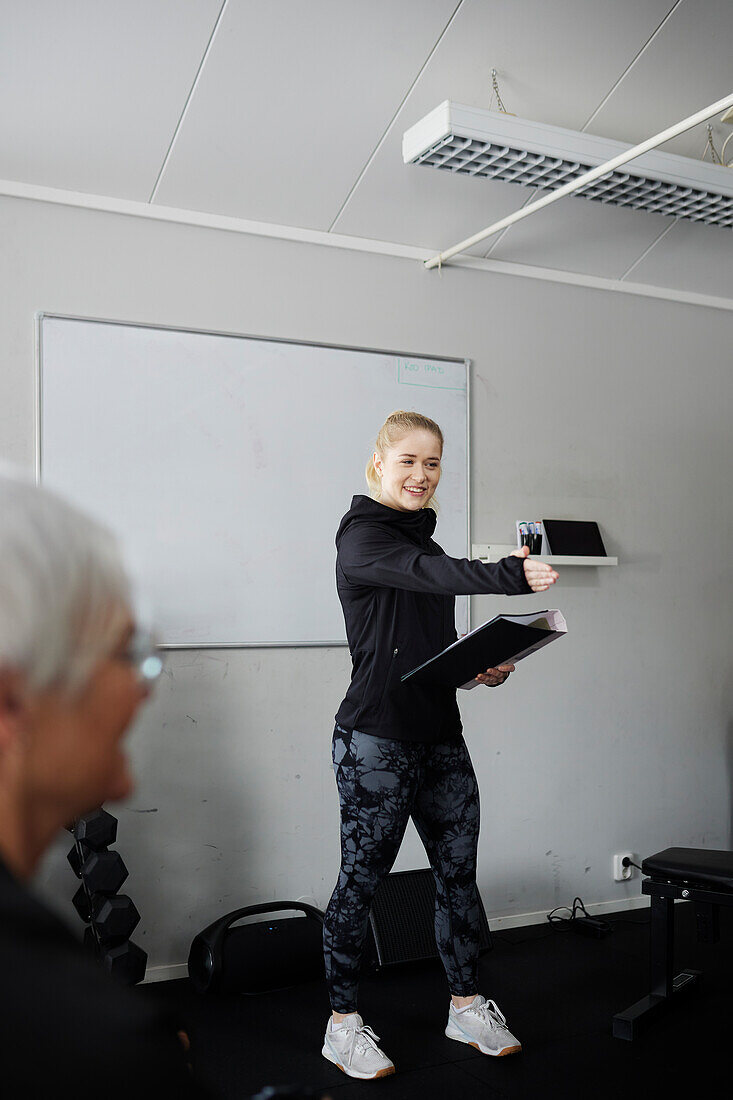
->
<box><xmin>401</xmin><ymin>610</ymin><xmax>567</xmax><ymax>691</ymax></box>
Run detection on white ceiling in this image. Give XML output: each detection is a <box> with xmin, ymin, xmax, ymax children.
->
<box><xmin>1</xmin><ymin>0</ymin><xmax>731</xmax><ymax>298</ymax></box>
<box><xmin>0</xmin><ymin>0</ymin><xmax>223</xmax><ymax>197</ymax></box>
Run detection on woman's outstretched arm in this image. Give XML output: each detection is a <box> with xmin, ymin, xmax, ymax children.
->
<box><xmin>339</xmin><ymin>525</ymin><xmax>557</xmax><ymax>596</ymax></box>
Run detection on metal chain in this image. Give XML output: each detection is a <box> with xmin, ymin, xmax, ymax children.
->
<box><xmin>704</xmin><ymin>123</ymin><xmax>721</xmax><ymax>164</ymax></box>
<box><xmin>490</xmin><ymin>69</ymin><xmax>508</xmax><ymax>114</ymax></box>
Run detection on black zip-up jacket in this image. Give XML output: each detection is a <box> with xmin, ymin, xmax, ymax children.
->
<box><xmin>334</xmin><ymin>495</ymin><xmax>532</xmax><ymax>743</ymax></box>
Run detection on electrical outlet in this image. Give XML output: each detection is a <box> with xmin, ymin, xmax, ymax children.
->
<box><xmin>613</xmin><ymin>852</ymin><xmax>634</xmax><ymax>882</ymax></box>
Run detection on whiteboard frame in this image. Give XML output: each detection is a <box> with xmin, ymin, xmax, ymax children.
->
<box><xmin>36</xmin><ymin>312</ymin><xmax>471</xmax><ymax>648</ymax></box>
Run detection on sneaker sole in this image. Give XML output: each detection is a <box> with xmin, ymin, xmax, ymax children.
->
<box><xmin>445</xmin><ymin>1025</ymin><xmax>522</xmax><ymax>1057</ymax></box>
<box><xmin>322</xmin><ymin>1043</ymin><xmax>395</xmax><ymax>1079</ymax></box>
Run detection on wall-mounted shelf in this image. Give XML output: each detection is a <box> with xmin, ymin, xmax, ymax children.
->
<box><xmin>472</xmin><ymin>544</ymin><xmax>618</xmax><ymax>567</ymax></box>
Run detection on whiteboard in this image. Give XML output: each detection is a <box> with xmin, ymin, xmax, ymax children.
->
<box><xmin>39</xmin><ymin>316</ymin><xmax>469</xmax><ymax>646</ymax></box>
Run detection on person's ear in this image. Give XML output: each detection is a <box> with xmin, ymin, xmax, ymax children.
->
<box><xmin>0</xmin><ymin>668</ymin><xmax>29</xmax><ymax>752</ymax></box>
<box><xmin>373</xmin><ymin>452</ymin><xmax>383</xmax><ymax>478</ymax></box>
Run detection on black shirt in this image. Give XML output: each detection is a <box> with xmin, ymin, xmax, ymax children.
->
<box><xmin>0</xmin><ymin>856</ymin><xmax>205</xmax><ymax>1098</ymax></box>
<box><xmin>334</xmin><ymin>495</ymin><xmax>531</xmax><ymax>742</ymax></box>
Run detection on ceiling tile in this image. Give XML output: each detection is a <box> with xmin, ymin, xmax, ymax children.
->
<box><xmin>334</xmin><ymin>0</ymin><xmax>675</xmax><ymax>249</ymax></box>
<box><xmin>624</xmin><ymin>219</ymin><xmax>733</xmax><ymax>298</ymax></box>
<box><xmin>0</xmin><ymin>1</ymin><xmax>223</xmax><ymax>199</ymax></box>
<box><xmin>588</xmin><ymin>0</ymin><xmax>733</xmax><ymax>160</ymax></box>
<box><xmin>154</xmin><ymin>0</ymin><xmax>459</xmax><ymax>229</ymax></box>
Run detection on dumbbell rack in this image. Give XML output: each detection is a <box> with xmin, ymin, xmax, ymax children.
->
<box><xmin>67</xmin><ymin>809</ymin><xmax>147</xmax><ymax>986</ymax></box>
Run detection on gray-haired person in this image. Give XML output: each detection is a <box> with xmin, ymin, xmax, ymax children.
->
<box><xmin>0</xmin><ymin>474</ymin><xmax>206</xmax><ymax>1098</ymax></box>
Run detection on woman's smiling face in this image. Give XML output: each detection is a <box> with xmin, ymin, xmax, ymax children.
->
<box><xmin>373</xmin><ymin>429</ymin><xmax>442</xmax><ymax>512</ymax></box>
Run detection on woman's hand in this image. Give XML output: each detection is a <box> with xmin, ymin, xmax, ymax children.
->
<box><xmin>510</xmin><ymin>544</ymin><xmax>559</xmax><ymax>592</ymax></box>
<box><xmin>475</xmin><ymin>663</ymin><xmax>515</xmax><ymax>687</ymax></box>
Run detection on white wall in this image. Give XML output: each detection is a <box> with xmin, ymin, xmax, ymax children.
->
<box><xmin>2</xmin><ymin>195</ymin><xmax>731</xmax><ymax>973</ymax></box>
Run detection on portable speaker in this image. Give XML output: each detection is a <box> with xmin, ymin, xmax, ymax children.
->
<box><xmin>367</xmin><ymin>868</ymin><xmax>492</xmax><ymax>968</ymax></box>
<box><xmin>188</xmin><ymin>901</ymin><xmax>325</xmax><ymax>994</ymax></box>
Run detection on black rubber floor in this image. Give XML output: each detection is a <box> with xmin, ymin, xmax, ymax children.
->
<box><xmin>147</xmin><ymin>904</ymin><xmax>732</xmax><ymax>1098</ymax></box>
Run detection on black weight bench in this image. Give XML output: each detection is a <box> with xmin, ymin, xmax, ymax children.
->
<box><xmin>613</xmin><ymin>847</ymin><xmax>733</xmax><ymax>1040</ymax></box>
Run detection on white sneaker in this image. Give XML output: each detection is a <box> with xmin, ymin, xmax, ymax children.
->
<box><xmin>445</xmin><ymin>995</ymin><xmax>522</xmax><ymax>1057</ymax></box>
<box><xmin>322</xmin><ymin>1013</ymin><xmax>395</xmax><ymax>1079</ymax></box>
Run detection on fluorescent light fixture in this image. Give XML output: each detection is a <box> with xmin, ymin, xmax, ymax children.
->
<box><xmin>403</xmin><ymin>101</ymin><xmax>733</xmax><ymax>228</ymax></box>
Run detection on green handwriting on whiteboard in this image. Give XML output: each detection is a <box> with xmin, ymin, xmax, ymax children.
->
<box><xmin>397</xmin><ymin>358</ymin><xmax>466</xmax><ymax>391</ymax></box>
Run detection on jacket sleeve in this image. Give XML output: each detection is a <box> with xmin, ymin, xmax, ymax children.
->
<box><xmin>338</xmin><ymin>524</ymin><xmax>532</xmax><ymax>596</ymax></box>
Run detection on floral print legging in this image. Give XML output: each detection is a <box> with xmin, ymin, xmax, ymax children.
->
<box><xmin>323</xmin><ymin>725</ymin><xmax>481</xmax><ymax>1013</ymax></box>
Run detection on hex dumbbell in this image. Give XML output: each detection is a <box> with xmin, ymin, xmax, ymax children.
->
<box><xmin>83</xmin><ymin>930</ymin><xmax>147</xmax><ymax>986</ymax></box>
<box><xmin>67</xmin><ymin>841</ymin><xmax>92</xmax><ymax>878</ymax></box>
<box><xmin>78</xmin><ymin>850</ymin><xmax>128</xmax><ymax>895</ymax></box>
<box><xmin>73</xmin><ymin>884</ymin><xmax>93</xmax><ymax>923</ymax></box>
<box><xmin>103</xmin><ymin>939</ymin><xmax>147</xmax><ymax>985</ymax></box>
<box><xmin>71</xmin><ymin>809</ymin><xmax>117</xmax><ymax>850</ymax></box>
<box><xmin>73</xmin><ymin>890</ymin><xmax>140</xmax><ymax>942</ymax></box>
<box><xmin>93</xmin><ymin>895</ymin><xmax>141</xmax><ymax>943</ymax></box>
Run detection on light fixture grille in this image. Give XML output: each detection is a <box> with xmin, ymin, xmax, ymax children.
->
<box><xmin>415</xmin><ymin>134</ymin><xmax>733</xmax><ymax>226</ymax></box>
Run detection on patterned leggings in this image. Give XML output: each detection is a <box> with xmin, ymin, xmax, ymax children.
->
<box><xmin>323</xmin><ymin>725</ymin><xmax>481</xmax><ymax>1013</ymax></box>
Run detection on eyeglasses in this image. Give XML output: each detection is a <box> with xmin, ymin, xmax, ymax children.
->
<box><xmin>120</xmin><ymin>627</ymin><xmax>164</xmax><ymax>686</ymax></box>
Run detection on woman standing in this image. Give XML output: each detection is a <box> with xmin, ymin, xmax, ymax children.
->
<box><xmin>321</xmin><ymin>411</ymin><xmax>558</xmax><ymax>1080</ymax></box>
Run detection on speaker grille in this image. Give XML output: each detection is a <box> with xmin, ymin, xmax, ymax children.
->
<box><xmin>368</xmin><ymin>869</ymin><xmax>492</xmax><ymax>968</ymax></box>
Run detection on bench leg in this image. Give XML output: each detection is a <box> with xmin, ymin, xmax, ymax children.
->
<box><xmin>613</xmin><ymin>897</ymin><xmax>701</xmax><ymax>1040</ymax></box>
<box><xmin>650</xmin><ymin>894</ymin><xmax>674</xmax><ymax>997</ymax></box>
